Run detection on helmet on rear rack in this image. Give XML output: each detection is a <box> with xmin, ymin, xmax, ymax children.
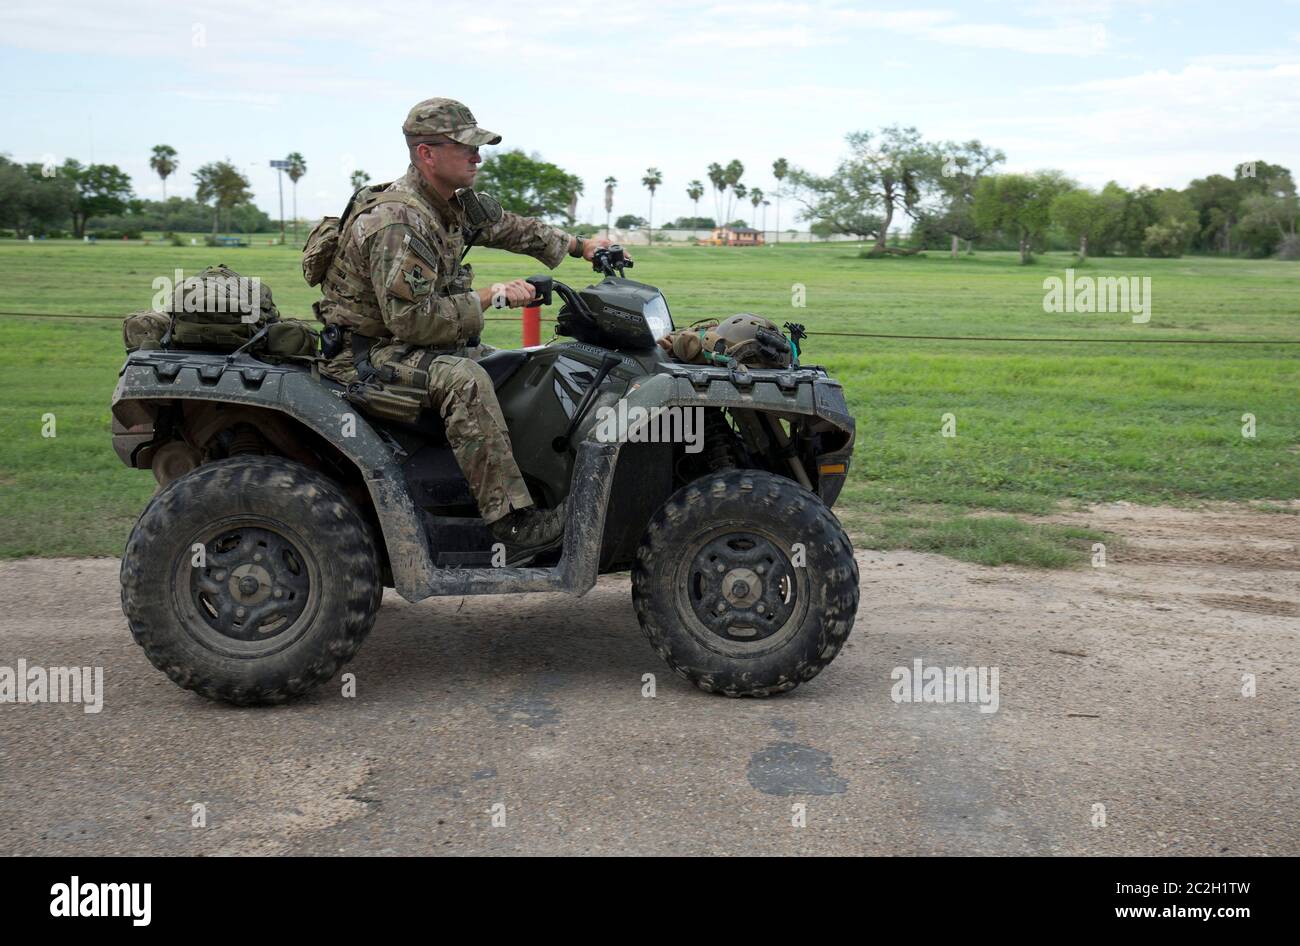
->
<box><xmin>662</xmin><ymin>314</ymin><xmax>796</xmax><ymax>368</ymax></box>
<box><xmin>703</xmin><ymin>314</ymin><xmax>795</xmax><ymax>368</ymax></box>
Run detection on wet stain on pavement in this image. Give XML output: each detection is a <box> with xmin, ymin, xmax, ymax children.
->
<box><xmin>487</xmin><ymin>693</ymin><xmax>560</xmax><ymax>728</ymax></box>
<box><xmin>747</xmin><ymin>741</ymin><xmax>848</xmax><ymax>796</ymax></box>
<box><xmin>486</xmin><ymin>671</ymin><xmax>565</xmax><ymax>728</ymax></box>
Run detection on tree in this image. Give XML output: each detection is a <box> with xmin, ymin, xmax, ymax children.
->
<box><xmin>788</xmin><ymin>127</ymin><xmax>936</xmax><ymax>254</ymax></box>
<box><xmin>62</xmin><ymin>159</ymin><xmax>133</xmax><ymax>237</ymax></box>
<box><xmin>1185</xmin><ymin>173</ymin><xmax>1239</xmax><ymax>254</ymax></box>
<box><xmin>664</xmin><ymin>216</ymin><xmax>716</xmax><ymax>229</ymax></box>
<box><xmin>686</xmin><ymin>179</ymin><xmax>704</xmax><ymax>220</ymax></box>
<box><xmin>1051</xmin><ymin>188</ymin><xmax>1110</xmax><ymax>259</ymax></box>
<box><xmin>475</xmin><ymin>149</ymin><xmax>583</xmax><ymax>224</ymax></box>
<box><xmin>349</xmin><ymin>169</ymin><xmax>370</xmax><ymax>192</ymax></box>
<box><xmin>1181</xmin><ymin>163</ymin><xmax>1293</xmax><ymax>256</ymax></box>
<box><xmin>227</xmin><ymin>202</ymin><xmax>275</xmax><ymax>235</ymax></box>
<box><xmin>1237</xmin><ymin>191</ymin><xmax>1300</xmax><ymax>258</ymax></box>
<box><xmin>934</xmin><ymin>140</ymin><xmax>1004</xmax><ymax>257</ymax></box>
<box><xmin>284</xmin><ymin>152</ymin><xmax>306</xmax><ymax>242</ymax></box>
<box><xmin>615</xmin><ymin>214</ymin><xmax>647</xmax><ymax>229</ymax></box>
<box><xmin>0</xmin><ymin>156</ymin><xmax>75</xmax><ymax>237</ymax></box>
<box><xmin>772</xmin><ymin>157</ymin><xmax>788</xmax><ymax>244</ymax></box>
<box><xmin>603</xmin><ymin>176</ymin><xmax>617</xmax><ymax>238</ymax></box>
<box><xmin>1090</xmin><ymin>181</ymin><xmax>1132</xmax><ymax>256</ymax></box>
<box><xmin>722</xmin><ymin>160</ymin><xmax>744</xmax><ymax>226</ymax></box>
<box><xmin>749</xmin><ymin>187</ymin><xmax>764</xmax><ymax>235</ymax></box>
<box><xmin>641</xmin><ymin>167</ymin><xmax>662</xmax><ymax>244</ymax></box>
<box><xmin>193</xmin><ymin>160</ymin><xmax>253</xmax><ymax>237</ymax></box>
<box><xmin>1142</xmin><ymin>221</ymin><xmax>1193</xmax><ymax>258</ymax></box>
<box><xmin>1227</xmin><ymin>162</ymin><xmax>1297</xmax><ymax>257</ymax></box>
<box><xmin>706</xmin><ymin>162</ymin><xmax>726</xmax><ymax>225</ymax></box>
<box><xmin>149</xmin><ymin>145</ymin><xmax>178</xmax><ymax>200</ymax></box>
<box><xmin>972</xmin><ymin>171</ymin><xmax>1069</xmax><ymax>263</ymax></box>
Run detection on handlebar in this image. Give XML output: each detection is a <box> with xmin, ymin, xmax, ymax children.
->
<box><xmin>592</xmin><ymin>244</ymin><xmax>633</xmax><ymax>278</ymax></box>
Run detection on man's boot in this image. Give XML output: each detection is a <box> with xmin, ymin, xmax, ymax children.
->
<box><xmin>489</xmin><ymin>502</ymin><xmax>567</xmax><ymax>566</ymax></box>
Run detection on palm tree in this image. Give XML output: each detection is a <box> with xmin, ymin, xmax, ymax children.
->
<box><xmin>193</xmin><ymin>160</ymin><xmax>252</xmax><ymax>238</ymax></box>
<box><xmin>285</xmin><ymin>152</ymin><xmax>307</xmax><ymax>242</ymax></box>
<box><xmin>723</xmin><ymin>160</ymin><xmax>744</xmax><ymax>225</ymax></box>
<box><xmin>349</xmin><ymin>169</ymin><xmax>370</xmax><ymax>192</ymax></box>
<box><xmin>604</xmin><ymin>176</ymin><xmax>617</xmax><ymax>239</ymax></box>
<box><xmin>686</xmin><ymin>180</ymin><xmax>704</xmax><ymax>223</ymax></box>
<box><xmin>750</xmin><ymin>188</ymin><xmax>764</xmax><ymax>237</ymax></box>
<box><xmin>641</xmin><ymin>167</ymin><xmax>662</xmax><ymax>245</ymax></box>
<box><xmin>707</xmin><ymin>162</ymin><xmax>726</xmax><ymax>225</ymax></box>
<box><xmin>772</xmin><ymin>157</ymin><xmax>789</xmax><ymax>244</ymax></box>
<box><xmin>149</xmin><ymin>145</ymin><xmax>178</xmax><ymax>200</ymax></box>
<box><xmin>732</xmin><ymin>184</ymin><xmax>747</xmax><ymax>226</ymax></box>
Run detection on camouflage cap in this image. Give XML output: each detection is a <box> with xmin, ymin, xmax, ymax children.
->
<box><xmin>402</xmin><ymin>98</ymin><xmax>502</xmax><ymax>146</ymax></box>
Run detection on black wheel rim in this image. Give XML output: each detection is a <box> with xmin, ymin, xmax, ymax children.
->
<box><xmin>674</xmin><ymin>526</ymin><xmax>808</xmax><ymax>656</ymax></box>
<box><xmin>173</xmin><ymin>518</ymin><xmax>320</xmax><ymax>658</ymax></box>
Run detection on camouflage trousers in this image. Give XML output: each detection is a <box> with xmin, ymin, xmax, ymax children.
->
<box><xmin>325</xmin><ymin>341</ymin><xmax>533</xmax><ymax>524</ymax></box>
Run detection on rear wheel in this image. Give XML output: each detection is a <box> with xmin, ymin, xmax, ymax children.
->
<box><xmin>121</xmin><ymin>456</ymin><xmax>382</xmax><ymax>705</ymax></box>
<box><xmin>632</xmin><ymin>470</ymin><xmax>859</xmax><ymax>696</ymax></box>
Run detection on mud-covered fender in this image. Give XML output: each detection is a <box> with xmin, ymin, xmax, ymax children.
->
<box><xmin>111</xmin><ymin>352</ymin><xmax>435</xmax><ymax>600</ymax></box>
<box><xmin>575</xmin><ymin>364</ymin><xmax>856</xmax><ymax>503</ymax></box>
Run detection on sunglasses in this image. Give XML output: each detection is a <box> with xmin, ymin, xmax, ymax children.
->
<box><xmin>424</xmin><ymin>139</ymin><xmax>480</xmax><ymax>157</ymax></box>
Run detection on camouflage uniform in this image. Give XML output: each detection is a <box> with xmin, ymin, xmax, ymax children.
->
<box><xmin>314</xmin><ymin>98</ymin><xmax>576</xmax><ymax>524</ymax></box>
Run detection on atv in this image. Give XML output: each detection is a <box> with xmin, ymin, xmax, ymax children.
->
<box><xmin>111</xmin><ymin>247</ymin><xmax>859</xmax><ymax>705</ymax></box>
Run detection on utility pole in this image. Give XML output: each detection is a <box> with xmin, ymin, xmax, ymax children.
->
<box><xmin>270</xmin><ymin>159</ymin><xmax>290</xmax><ymax>245</ymax></box>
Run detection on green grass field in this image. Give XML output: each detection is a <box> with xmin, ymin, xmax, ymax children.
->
<box><xmin>1</xmin><ymin>240</ymin><xmax>1296</xmax><ymax>563</ymax></box>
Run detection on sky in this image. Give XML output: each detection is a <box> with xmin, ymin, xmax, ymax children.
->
<box><xmin>2</xmin><ymin>0</ymin><xmax>1298</xmax><ymax>229</ymax></box>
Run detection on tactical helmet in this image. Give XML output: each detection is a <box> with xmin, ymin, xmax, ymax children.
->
<box><xmin>708</xmin><ymin>313</ymin><xmax>794</xmax><ymax>368</ymax></box>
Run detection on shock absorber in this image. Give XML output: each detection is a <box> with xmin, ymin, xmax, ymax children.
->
<box><xmin>704</xmin><ymin>409</ymin><xmax>737</xmax><ymax>471</ymax></box>
<box><xmin>226</xmin><ymin>423</ymin><xmax>267</xmax><ymax>457</ymax></box>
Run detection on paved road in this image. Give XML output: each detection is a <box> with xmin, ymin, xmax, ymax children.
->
<box><xmin>2</xmin><ymin>504</ymin><xmax>1297</xmax><ymax>855</ymax></box>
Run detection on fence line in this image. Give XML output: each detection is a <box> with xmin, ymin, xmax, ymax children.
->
<box><xmin>2</xmin><ymin>310</ymin><xmax>1296</xmax><ymax>345</ymax></box>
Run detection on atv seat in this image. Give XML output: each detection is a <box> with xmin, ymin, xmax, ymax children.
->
<box><xmin>478</xmin><ymin>348</ymin><xmax>530</xmax><ymax>388</ymax></box>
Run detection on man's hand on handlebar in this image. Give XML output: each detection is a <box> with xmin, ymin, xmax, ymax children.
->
<box><xmin>578</xmin><ymin>236</ymin><xmax>631</xmax><ymax>263</ymax></box>
<box><xmin>479</xmin><ymin>278</ymin><xmax>540</xmax><ymax>310</ymax></box>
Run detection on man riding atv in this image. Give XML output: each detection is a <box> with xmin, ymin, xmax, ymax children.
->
<box><xmin>112</xmin><ymin>104</ymin><xmax>860</xmax><ymax>707</ymax></box>
<box><xmin>308</xmin><ymin>97</ymin><xmax>617</xmax><ymax>563</ymax></box>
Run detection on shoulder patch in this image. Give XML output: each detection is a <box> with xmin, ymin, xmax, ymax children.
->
<box><xmin>405</xmin><ymin>233</ymin><xmax>438</xmax><ymax>268</ymax></box>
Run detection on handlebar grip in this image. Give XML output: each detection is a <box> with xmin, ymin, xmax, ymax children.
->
<box><xmin>525</xmin><ymin>275</ymin><xmax>553</xmax><ymax>306</ymax></box>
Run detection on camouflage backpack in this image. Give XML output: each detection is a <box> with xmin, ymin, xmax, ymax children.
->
<box><xmin>161</xmin><ymin>263</ymin><xmax>280</xmax><ymax>350</ymax></box>
<box><xmin>123</xmin><ymin>265</ymin><xmax>316</xmax><ymax>358</ymax></box>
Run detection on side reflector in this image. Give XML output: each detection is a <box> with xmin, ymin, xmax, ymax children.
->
<box><xmin>818</xmin><ymin>463</ymin><xmax>846</xmax><ymax>475</ymax></box>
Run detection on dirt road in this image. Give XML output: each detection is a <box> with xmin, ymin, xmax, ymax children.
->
<box><xmin>1</xmin><ymin>503</ymin><xmax>1296</xmax><ymax>855</ymax></box>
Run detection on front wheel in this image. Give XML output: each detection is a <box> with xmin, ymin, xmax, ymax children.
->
<box><xmin>631</xmin><ymin>470</ymin><xmax>859</xmax><ymax>696</ymax></box>
<box><xmin>120</xmin><ymin>456</ymin><xmax>383</xmax><ymax>705</ymax></box>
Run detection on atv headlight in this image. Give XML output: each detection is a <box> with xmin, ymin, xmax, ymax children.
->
<box><xmin>643</xmin><ymin>293</ymin><xmax>674</xmax><ymax>341</ymax></box>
